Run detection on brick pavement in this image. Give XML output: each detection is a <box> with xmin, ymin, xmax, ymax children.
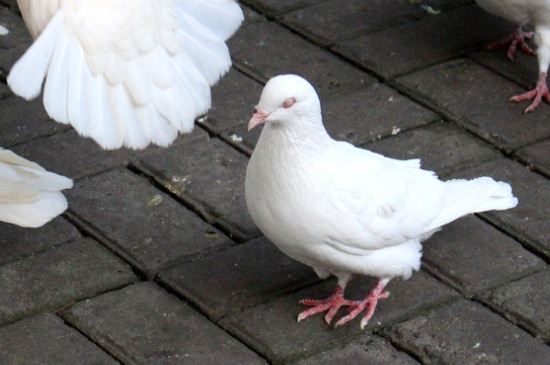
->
<box><xmin>1</xmin><ymin>1</ymin><xmax>550</xmax><ymax>364</ymax></box>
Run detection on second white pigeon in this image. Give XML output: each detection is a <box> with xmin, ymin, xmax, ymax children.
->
<box><xmin>245</xmin><ymin>74</ymin><xmax>519</xmax><ymax>329</ymax></box>
<box><xmin>8</xmin><ymin>0</ymin><xmax>243</xmax><ymax>149</ymax></box>
<box><xmin>476</xmin><ymin>0</ymin><xmax>550</xmax><ymax>112</ymax></box>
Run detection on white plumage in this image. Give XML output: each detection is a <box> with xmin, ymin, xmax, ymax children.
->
<box><xmin>245</xmin><ymin>75</ymin><xmax>519</xmax><ymax>328</ymax></box>
<box><xmin>0</xmin><ymin>148</ymin><xmax>72</xmax><ymax>228</ymax></box>
<box><xmin>8</xmin><ymin>0</ymin><xmax>243</xmax><ymax>149</ymax></box>
<box><xmin>476</xmin><ymin>0</ymin><xmax>550</xmax><ymax>112</ymax></box>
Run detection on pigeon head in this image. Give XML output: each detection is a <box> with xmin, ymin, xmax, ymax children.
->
<box><xmin>248</xmin><ymin>74</ymin><xmax>322</xmax><ymax>131</ymax></box>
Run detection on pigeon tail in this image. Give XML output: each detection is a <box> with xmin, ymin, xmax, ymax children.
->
<box><xmin>427</xmin><ymin>177</ymin><xmax>518</xmax><ymax>231</ymax></box>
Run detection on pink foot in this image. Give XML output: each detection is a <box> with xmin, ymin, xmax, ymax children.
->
<box><xmin>334</xmin><ymin>279</ymin><xmax>390</xmax><ymax>329</ymax></box>
<box><xmin>297</xmin><ymin>285</ymin><xmax>357</xmax><ymax>325</ymax></box>
<box><xmin>487</xmin><ymin>26</ymin><xmax>535</xmax><ymax>61</ymax></box>
<box><xmin>509</xmin><ymin>72</ymin><xmax>550</xmax><ymax>113</ymax></box>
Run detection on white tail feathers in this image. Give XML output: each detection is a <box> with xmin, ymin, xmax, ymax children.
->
<box><xmin>427</xmin><ymin>177</ymin><xmax>518</xmax><ymax>231</ymax></box>
<box><xmin>0</xmin><ymin>148</ymin><xmax>73</xmax><ymax>228</ymax></box>
<box><xmin>8</xmin><ymin>1</ymin><xmax>244</xmax><ymax>150</ymax></box>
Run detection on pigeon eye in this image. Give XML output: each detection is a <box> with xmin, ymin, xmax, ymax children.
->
<box><xmin>282</xmin><ymin>97</ymin><xmax>296</xmax><ymax>109</ymax></box>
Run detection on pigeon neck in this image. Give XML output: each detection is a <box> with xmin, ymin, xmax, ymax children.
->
<box><xmin>263</xmin><ymin>113</ymin><xmax>332</xmax><ymax>152</ymax></box>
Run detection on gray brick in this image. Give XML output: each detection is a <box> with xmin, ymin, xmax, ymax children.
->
<box><xmin>12</xmin><ymin>127</ymin><xmax>204</xmax><ymax>180</ymax></box>
<box><xmin>365</xmin><ymin>121</ymin><xmax>502</xmax><ymax>177</ymax></box>
<box><xmin>282</xmin><ymin>0</ymin><xmax>471</xmax><ymax>47</ymax></box>
<box><xmin>323</xmin><ymin>84</ymin><xmax>437</xmax><ymax>146</ymax></box>
<box><xmin>202</xmin><ymin>69</ymin><xmax>264</xmax><ymax>133</ymax></box>
<box><xmin>66</xmin><ymin>168</ymin><xmax>230</xmax><ymax>277</ymax></box>
<box><xmin>452</xmin><ymin>158</ymin><xmax>550</xmax><ymax>260</ymax></box>
<box><xmin>61</xmin><ymin>282</ymin><xmax>267</xmax><ymax>365</ymax></box>
<box><xmin>0</xmin><ymin>217</ymin><xmax>80</xmax><ymax>265</ymax></box>
<box><xmin>221</xmin><ymin>271</ymin><xmax>458</xmax><ymax>364</ymax></box>
<box><xmin>229</xmin><ymin>20</ymin><xmax>375</xmax><ymax>100</ymax></box>
<box><xmin>381</xmin><ymin>300</ymin><xmax>550</xmax><ymax>364</ymax></box>
<box><xmin>0</xmin><ymin>96</ymin><xmax>69</xmax><ymax>147</ymax></box>
<box><xmin>484</xmin><ymin>269</ymin><xmax>550</xmax><ymax>341</ymax></box>
<box><xmin>290</xmin><ymin>335</ymin><xmax>419</xmax><ymax>365</ymax></box>
<box><xmin>422</xmin><ymin>216</ymin><xmax>545</xmax><ymax>298</ymax></box>
<box><xmin>158</xmin><ymin>237</ymin><xmax>319</xmax><ymax>321</ymax></box>
<box><xmin>0</xmin><ymin>313</ymin><xmax>118</xmax><ymax>365</ymax></box>
<box><xmin>515</xmin><ymin>139</ymin><xmax>550</xmax><ymax>178</ymax></box>
<box><xmin>395</xmin><ymin>59</ymin><xmax>550</xmax><ymax>152</ymax></box>
<box><xmin>334</xmin><ymin>5</ymin><xmax>510</xmax><ymax>80</ymax></box>
<box><xmin>135</xmin><ymin>135</ymin><xmax>258</xmax><ymax>241</ymax></box>
<box><xmin>469</xmin><ymin>49</ymin><xmax>539</xmax><ymax>91</ymax></box>
<box><xmin>240</xmin><ymin>0</ymin><xmax>332</xmax><ymax>16</ymax></box>
<box><xmin>0</xmin><ymin>238</ymin><xmax>136</xmax><ymax>325</ymax></box>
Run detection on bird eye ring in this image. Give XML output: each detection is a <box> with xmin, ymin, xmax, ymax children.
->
<box><xmin>282</xmin><ymin>97</ymin><xmax>296</xmax><ymax>108</ymax></box>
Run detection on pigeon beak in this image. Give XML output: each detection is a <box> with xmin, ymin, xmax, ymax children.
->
<box><xmin>248</xmin><ymin>107</ymin><xmax>270</xmax><ymax>131</ymax></box>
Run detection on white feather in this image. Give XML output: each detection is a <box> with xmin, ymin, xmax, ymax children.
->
<box><xmin>9</xmin><ymin>0</ymin><xmax>243</xmax><ymax>150</ymax></box>
<box><xmin>0</xmin><ymin>148</ymin><xmax>72</xmax><ymax>228</ymax></box>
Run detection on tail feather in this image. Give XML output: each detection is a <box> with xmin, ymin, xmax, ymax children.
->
<box><xmin>427</xmin><ymin>177</ymin><xmax>518</xmax><ymax>231</ymax></box>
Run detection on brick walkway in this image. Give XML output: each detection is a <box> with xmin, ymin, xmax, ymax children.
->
<box><xmin>1</xmin><ymin>1</ymin><xmax>550</xmax><ymax>364</ymax></box>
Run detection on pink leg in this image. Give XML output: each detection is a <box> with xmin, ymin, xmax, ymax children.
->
<box><xmin>487</xmin><ymin>26</ymin><xmax>535</xmax><ymax>61</ymax></box>
<box><xmin>334</xmin><ymin>278</ymin><xmax>390</xmax><ymax>330</ymax></box>
<box><xmin>297</xmin><ymin>284</ymin><xmax>357</xmax><ymax>325</ymax></box>
<box><xmin>509</xmin><ymin>72</ymin><xmax>550</xmax><ymax>113</ymax></box>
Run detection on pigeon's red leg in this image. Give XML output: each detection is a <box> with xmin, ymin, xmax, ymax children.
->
<box><xmin>334</xmin><ymin>278</ymin><xmax>390</xmax><ymax>329</ymax></box>
<box><xmin>298</xmin><ymin>284</ymin><xmax>357</xmax><ymax>325</ymax></box>
<box><xmin>487</xmin><ymin>26</ymin><xmax>535</xmax><ymax>61</ymax></box>
<box><xmin>509</xmin><ymin>72</ymin><xmax>550</xmax><ymax>113</ymax></box>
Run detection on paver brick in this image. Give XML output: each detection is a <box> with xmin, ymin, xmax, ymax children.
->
<box><xmin>468</xmin><ymin>49</ymin><xmax>539</xmax><ymax>90</ymax></box>
<box><xmin>334</xmin><ymin>5</ymin><xmax>510</xmax><ymax>80</ymax></box>
<box><xmin>0</xmin><ymin>238</ymin><xmax>136</xmax><ymax>325</ymax></box>
<box><xmin>239</xmin><ymin>0</ymin><xmax>332</xmax><ymax>17</ymax></box>
<box><xmin>0</xmin><ymin>96</ymin><xmax>68</xmax><ymax>147</ymax></box>
<box><xmin>365</xmin><ymin>120</ymin><xmax>502</xmax><ymax>177</ymax></box>
<box><xmin>422</xmin><ymin>216</ymin><xmax>545</xmax><ymax>298</ymax></box>
<box><xmin>0</xmin><ymin>313</ymin><xmax>118</xmax><ymax>365</ymax></box>
<box><xmin>135</xmin><ymin>135</ymin><xmax>258</xmax><ymax>241</ymax></box>
<box><xmin>220</xmin><ymin>271</ymin><xmax>458</xmax><ymax>364</ymax></box>
<box><xmin>12</xmin><ymin>127</ymin><xmax>204</xmax><ymax>180</ymax></box>
<box><xmin>0</xmin><ymin>6</ymin><xmax>31</xmax><ymax>75</ymax></box>
<box><xmin>290</xmin><ymin>335</ymin><xmax>419</xmax><ymax>365</ymax></box>
<box><xmin>483</xmin><ymin>269</ymin><xmax>550</xmax><ymax>341</ymax></box>
<box><xmin>323</xmin><ymin>83</ymin><xmax>437</xmax><ymax>146</ymax></box>
<box><xmin>229</xmin><ymin>20</ymin><xmax>376</xmax><ymax>99</ymax></box>
<box><xmin>515</xmin><ymin>139</ymin><xmax>550</xmax><ymax>178</ymax></box>
<box><xmin>61</xmin><ymin>282</ymin><xmax>267</xmax><ymax>365</ymax></box>
<box><xmin>66</xmin><ymin>168</ymin><xmax>230</xmax><ymax>277</ymax></box>
<box><xmin>158</xmin><ymin>237</ymin><xmax>319</xmax><ymax>321</ymax></box>
<box><xmin>202</xmin><ymin>69</ymin><xmax>264</xmax><ymax>133</ymax></box>
<box><xmin>381</xmin><ymin>299</ymin><xmax>550</xmax><ymax>364</ymax></box>
<box><xmin>452</xmin><ymin>158</ymin><xmax>550</xmax><ymax>260</ymax></box>
<box><xmin>282</xmin><ymin>0</ymin><xmax>472</xmax><ymax>47</ymax></box>
<box><xmin>0</xmin><ymin>217</ymin><xmax>80</xmax><ymax>265</ymax></box>
<box><xmin>395</xmin><ymin>58</ymin><xmax>550</xmax><ymax>152</ymax></box>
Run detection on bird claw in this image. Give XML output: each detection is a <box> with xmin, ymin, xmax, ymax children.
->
<box><xmin>297</xmin><ymin>285</ymin><xmax>356</xmax><ymax>324</ymax></box>
<box><xmin>298</xmin><ymin>280</ymin><xmax>390</xmax><ymax>329</ymax></box>
<box><xmin>509</xmin><ymin>73</ymin><xmax>550</xmax><ymax>113</ymax></box>
<box><xmin>486</xmin><ymin>27</ymin><xmax>535</xmax><ymax>61</ymax></box>
<box><xmin>334</xmin><ymin>290</ymin><xmax>390</xmax><ymax>329</ymax></box>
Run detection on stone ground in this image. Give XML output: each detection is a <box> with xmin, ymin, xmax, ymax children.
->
<box><xmin>1</xmin><ymin>0</ymin><xmax>550</xmax><ymax>364</ymax></box>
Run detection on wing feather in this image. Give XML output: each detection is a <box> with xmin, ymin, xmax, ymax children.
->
<box><xmin>9</xmin><ymin>0</ymin><xmax>243</xmax><ymax>149</ymax></box>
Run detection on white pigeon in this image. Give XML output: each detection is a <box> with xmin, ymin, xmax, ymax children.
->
<box><xmin>0</xmin><ymin>148</ymin><xmax>73</xmax><ymax>228</ymax></box>
<box><xmin>476</xmin><ymin>0</ymin><xmax>550</xmax><ymax>112</ymax></box>
<box><xmin>8</xmin><ymin>0</ymin><xmax>243</xmax><ymax>149</ymax></box>
<box><xmin>245</xmin><ymin>75</ymin><xmax>519</xmax><ymax>329</ymax></box>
